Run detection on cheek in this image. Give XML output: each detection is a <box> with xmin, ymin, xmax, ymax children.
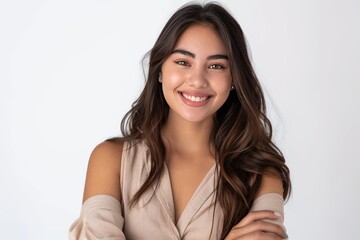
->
<box><xmin>162</xmin><ymin>64</ymin><xmax>185</xmax><ymax>90</ymax></box>
<box><xmin>213</xmin><ymin>76</ymin><xmax>232</xmax><ymax>94</ymax></box>
<box><xmin>162</xmin><ymin>74</ymin><xmax>182</xmax><ymax>99</ymax></box>
<box><xmin>164</xmin><ymin>72</ymin><xmax>182</xmax><ymax>86</ymax></box>
<box><xmin>161</xmin><ymin>68</ymin><xmax>181</xmax><ymax>101</ymax></box>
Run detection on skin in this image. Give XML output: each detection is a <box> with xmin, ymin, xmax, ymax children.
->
<box><xmin>161</xmin><ymin>23</ymin><xmax>232</xmax><ymax>125</ymax></box>
<box><xmin>161</xmin><ymin>24</ymin><xmax>232</xmax><ymax>223</ymax></box>
<box><xmin>82</xmin><ymin>24</ymin><xmax>286</xmax><ymax>239</ymax></box>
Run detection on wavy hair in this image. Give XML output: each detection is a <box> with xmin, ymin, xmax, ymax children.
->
<box><xmin>117</xmin><ymin>2</ymin><xmax>291</xmax><ymax>239</ymax></box>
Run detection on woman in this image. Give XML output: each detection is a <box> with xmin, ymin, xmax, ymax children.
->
<box><xmin>70</xmin><ymin>2</ymin><xmax>291</xmax><ymax>240</ymax></box>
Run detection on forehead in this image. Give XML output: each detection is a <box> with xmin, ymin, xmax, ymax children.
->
<box><xmin>173</xmin><ymin>24</ymin><xmax>228</xmax><ymax>55</ymax></box>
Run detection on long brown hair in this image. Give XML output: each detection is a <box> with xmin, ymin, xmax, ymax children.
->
<box><xmin>117</xmin><ymin>2</ymin><xmax>291</xmax><ymax>239</ymax></box>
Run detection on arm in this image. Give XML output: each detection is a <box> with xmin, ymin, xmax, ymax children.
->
<box><xmin>69</xmin><ymin>140</ymin><xmax>126</xmax><ymax>240</ymax></box>
<box><xmin>82</xmin><ymin>141</ymin><xmax>123</xmax><ymax>203</ymax></box>
<box><xmin>225</xmin><ymin>169</ymin><xmax>288</xmax><ymax>240</ymax></box>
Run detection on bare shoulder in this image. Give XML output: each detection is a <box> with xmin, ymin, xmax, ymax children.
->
<box><xmin>256</xmin><ymin>167</ymin><xmax>284</xmax><ymax>197</ymax></box>
<box><xmin>82</xmin><ymin>139</ymin><xmax>124</xmax><ymax>203</ymax></box>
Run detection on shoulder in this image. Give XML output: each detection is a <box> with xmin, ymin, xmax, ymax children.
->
<box><xmin>90</xmin><ymin>139</ymin><xmax>124</xmax><ymax>163</ymax></box>
<box><xmin>82</xmin><ymin>139</ymin><xmax>124</xmax><ymax>203</ymax></box>
<box><xmin>256</xmin><ymin>167</ymin><xmax>284</xmax><ymax>198</ymax></box>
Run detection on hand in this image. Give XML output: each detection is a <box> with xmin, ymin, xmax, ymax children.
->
<box><xmin>224</xmin><ymin>210</ymin><xmax>287</xmax><ymax>240</ymax></box>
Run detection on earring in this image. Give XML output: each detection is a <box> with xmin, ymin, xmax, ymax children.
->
<box><xmin>231</xmin><ymin>85</ymin><xmax>235</xmax><ymax>90</ymax></box>
<box><xmin>158</xmin><ymin>72</ymin><xmax>162</xmax><ymax>83</ymax></box>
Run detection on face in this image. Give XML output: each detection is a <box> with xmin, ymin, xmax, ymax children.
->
<box><xmin>161</xmin><ymin>24</ymin><xmax>232</xmax><ymax>125</ymax></box>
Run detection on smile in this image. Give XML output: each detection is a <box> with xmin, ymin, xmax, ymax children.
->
<box><xmin>181</xmin><ymin>93</ymin><xmax>210</xmax><ymax>102</ymax></box>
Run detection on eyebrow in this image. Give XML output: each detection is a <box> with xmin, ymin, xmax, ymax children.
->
<box><xmin>171</xmin><ymin>49</ymin><xmax>229</xmax><ymax>60</ymax></box>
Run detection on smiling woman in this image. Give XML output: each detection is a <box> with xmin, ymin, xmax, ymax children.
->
<box><xmin>69</xmin><ymin>2</ymin><xmax>291</xmax><ymax>240</ymax></box>
<box><xmin>161</xmin><ymin>24</ymin><xmax>232</xmax><ymax>124</ymax></box>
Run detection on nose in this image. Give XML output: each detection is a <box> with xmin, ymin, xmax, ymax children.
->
<box><xmin>188</xmin><ymin>66</ymin><xmax>208</xmax><ymax>88</ymax></box>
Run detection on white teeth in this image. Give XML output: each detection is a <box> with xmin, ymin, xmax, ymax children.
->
<box><xmin>182</xmin><ymin>93</ymin><xmax>208</xmax><ymax>102</ymax></box>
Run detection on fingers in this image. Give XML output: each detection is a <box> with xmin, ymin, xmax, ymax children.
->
<box><xmin>232</xmin><ymin>221</ymin><xmax>286</xmax><ymax>239</ymax></box>
<box><xmin>227</xmin><ymin>230</ymin><xmax>285</xmax><ymax>240</ymax></box>
<box><xmin>224</xmin><ymin>210</ymin><xmax>287</xmax><ymax>240</ymax></box>
<box><xmin>234</xmin><ymin>210</ymin><xmax>280</xmax><ymax>228</ymax></box>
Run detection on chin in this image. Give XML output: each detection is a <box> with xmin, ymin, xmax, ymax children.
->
<box><xmin>180</xmin><ymin>113</ymin><xmax>213</xmax><ymax>124</ymax></box>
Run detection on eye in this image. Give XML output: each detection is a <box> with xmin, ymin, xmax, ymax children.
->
<box><xmin>174</xmin><ymin>60</ymin><xmax>190</xmax><ymax>66</ymax></box>
<box><xmin>209</xmin><ymin>64</ymin><xmax>225</xmax><ymax>69</ymax></box>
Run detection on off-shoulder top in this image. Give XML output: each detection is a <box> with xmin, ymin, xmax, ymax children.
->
<box><xmin>69</xmin><ymin>140</ymin><xmax>286</xmax><ymax>240</ymax></box>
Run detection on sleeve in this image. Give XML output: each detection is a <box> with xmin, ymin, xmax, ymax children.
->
<box><xmin>69</xmin><ymin>194</ymin><xmax>126</xmax><ymax>240</ymax></box>
<box><xmin>250</xmin><ymin>193</ymin><xmax>288</xmax><ymax>238</ymax></box>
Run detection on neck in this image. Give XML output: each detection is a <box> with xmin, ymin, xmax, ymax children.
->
<box><xmin>161</xmin><ymin>112</ymin><xmax>214</xmax><ymax>157</ymax></box>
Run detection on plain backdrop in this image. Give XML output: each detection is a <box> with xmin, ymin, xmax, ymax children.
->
<box><xmin>1</xmin><ymin>0</ymin><xmax>359</xmax><ymax>239</ymax></box>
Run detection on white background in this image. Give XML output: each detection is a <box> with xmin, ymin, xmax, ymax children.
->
<box><xmin>1</xmin><ymin>0</ymin><xmax>359</xmax><ymax>239</ymax></box>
